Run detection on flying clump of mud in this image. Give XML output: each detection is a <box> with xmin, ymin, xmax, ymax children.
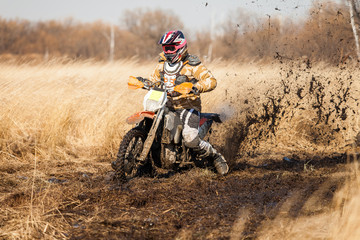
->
<box><xmin>212</xmin><ymin>59</ymin><xmax>359</xmax><ymax>163</ymax></box>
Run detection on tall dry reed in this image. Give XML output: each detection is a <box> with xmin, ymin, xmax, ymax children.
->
<box><xmin>0</xmin><ymin>59</ymin><xmax>154</xmax><ymax>161</ymax></box>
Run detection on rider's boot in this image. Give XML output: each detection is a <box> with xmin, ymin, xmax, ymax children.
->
<box><xmin>213</xmin><ymin>153</ymin><xmax>229</xmax><ymax>176</ymax></box>
<box><xmin>195</xmin><ymin>140</ymin><xmax>229</xmax><ymax>175</ymax></box>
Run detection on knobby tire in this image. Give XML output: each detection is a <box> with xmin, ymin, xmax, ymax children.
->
<box><xmin>114</xmin><ymin>128</ymin><xmax>150</xmax><ymax>181</ymax></box>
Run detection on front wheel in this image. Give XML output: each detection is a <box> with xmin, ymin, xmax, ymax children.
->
<box><xmin>112</xmin><ymin>128</ymin><xmax>152</xmax><ymax>180</ymax></box>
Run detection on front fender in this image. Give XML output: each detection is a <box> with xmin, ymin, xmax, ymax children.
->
<box><xmin>126</xmin><ymin>111</ymin><xmax>155</xmax><ymax>124</ymax></box>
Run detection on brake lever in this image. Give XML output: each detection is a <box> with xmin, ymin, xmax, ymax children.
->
<box><xmin>136</xmin><ymin>77</ymin><xmax>153</xmax><ymax>90</ymax></box>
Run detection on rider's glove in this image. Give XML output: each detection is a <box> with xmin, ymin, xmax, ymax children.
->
<box><xmin>191</xmin><ymin>86</ymin><xmax>200</xmax><ymax>95</ymax></box>
<box><xmin>169</xmin><ymin>91</ymin><xmax>181</xmax><ymax>97</ymax></box>
<box><xmin>137</xmin><ymin>77</ymin><xmax>150</xmax><ymax>89</ymax></box>
<box><xmin>136</xmin><ymin>76</ymin><xmax>144</xmax><ymax>82</ymax></box>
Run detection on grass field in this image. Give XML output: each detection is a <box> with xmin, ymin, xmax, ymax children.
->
<box><xmin>0</xmin><ymin>58</ymin><xmax>359</xmax><ymax>239</ymax></box>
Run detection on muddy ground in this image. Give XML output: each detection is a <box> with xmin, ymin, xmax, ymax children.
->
<box><xmin>28</xmin><ymin>153</ymin><xmax>347</xmax><ymax>240</ymax></box>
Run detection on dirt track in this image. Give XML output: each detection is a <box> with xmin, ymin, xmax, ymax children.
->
<box><xmin>56</xmin><ymin>153</ymin><xmax>349</xmax><ymax>239</ymax></box>
<box><xmin>1</xmin><ymin>60</ymin><xmax>359</xmax><ymax>239</ymax></box>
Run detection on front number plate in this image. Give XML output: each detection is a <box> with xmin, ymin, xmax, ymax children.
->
<box><xmin>148</xmin><ymin>90</ymin><xmax>164</xmax><ymax>101</ymax></box>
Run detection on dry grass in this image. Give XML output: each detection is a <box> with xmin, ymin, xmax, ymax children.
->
<box><xmin>0</xmin><ymin>58</ymin><xmax>359</xmax><ymax>239</ymax></box>
<box><xmin>331</xmin><ymin>152</ymin><xmax>360</xmax><ymax>240</ymax></box>
<box><xmin>255</xmin><ymin>150</ymin><xmax>360</xmax><ymax>240</ymax></box>
<box><xmin>0</xmin><ymin>59</ymin><xmax>151</xmax><ymax>158</ymax></box>
<box><xmin>0</xmin><ymin>59</ymin><xmax>152</xmax><ymax>238</ymax></box>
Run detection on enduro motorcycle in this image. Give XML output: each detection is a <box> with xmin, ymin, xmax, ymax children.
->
<box><xmin>111</xmin><ymin>76</ymin><xmax>222</xmax><ymax>180</ymax></box>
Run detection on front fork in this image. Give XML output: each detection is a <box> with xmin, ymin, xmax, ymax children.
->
<box><xmin>138</xmin><ymin>107</ymin><xmax>165</xmax><ymax>162</ymax></box>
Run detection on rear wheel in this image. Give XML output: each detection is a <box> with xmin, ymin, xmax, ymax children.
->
<box><xmin>112</xmin><ymin>128</ymin><xmax>152</xmax><ymax>180</ymax></box>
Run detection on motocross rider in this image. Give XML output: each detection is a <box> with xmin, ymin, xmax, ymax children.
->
<box><xmin>148</xmin><ymin>30</ymin><xmax>229</xmax><ymax>175</ymax></box>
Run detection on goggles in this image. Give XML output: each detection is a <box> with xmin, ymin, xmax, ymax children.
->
<box><xmin>162</xmin><ymin>44</ymin><xmax>178</xmax><ymax>54</ymax></box>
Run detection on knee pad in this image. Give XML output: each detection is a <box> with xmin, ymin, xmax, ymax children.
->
<box><xmin>182</xmin><ymin>126</ymin><xmax>200</xmax><ymax>149</ymax></box>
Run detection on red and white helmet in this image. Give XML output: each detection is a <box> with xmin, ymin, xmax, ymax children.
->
<box><xmin>158</xmin><ymin>30</ymin><xmax>188</xmax><ymax>63</ymax></box>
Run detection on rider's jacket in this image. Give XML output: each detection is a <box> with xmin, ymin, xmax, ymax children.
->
<box><xmin>149</xmin><ymin>52</ymin><xmax>217</xmax><ymax>112</ymax></box>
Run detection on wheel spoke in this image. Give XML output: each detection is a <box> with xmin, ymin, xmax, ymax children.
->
<box><xmin>133</xmin><ymin>138</ymin><xmax>144</xmax><ymax>155</ymax></box>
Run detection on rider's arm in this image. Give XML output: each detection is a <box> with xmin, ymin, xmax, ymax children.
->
<box><xmin>192</xmin><ymin>63</ymin><xmax>217</xmax><ymax>93</ymax></box>
<box><xmin>149</xmin><ymin>62</ymin><xmax>163</xmax><ymax>83</ymax></box>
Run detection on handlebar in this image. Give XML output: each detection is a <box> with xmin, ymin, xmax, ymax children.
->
<box><xmin>128</xmin><ymin>76</ymin><xmax>196</xmax><ymax>95</ymax></box>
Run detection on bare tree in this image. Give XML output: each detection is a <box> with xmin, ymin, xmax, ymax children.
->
<box><xmin>348</xmin><ymin>0</ymin><xmax>360</xmax><ymax>61</ymax></box>
<box><xmin>102</xmin><ymin>24</ymin><xmax>115</xmax><ymax>61</ymax></box>
<box><xmin>122</xmin><ymin>9</ymin><xmax>184</xmax><ymax>59</ymax></box>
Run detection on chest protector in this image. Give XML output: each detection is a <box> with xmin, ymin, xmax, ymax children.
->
<box><xmin>162</xmin><ymin>61</ymin><xmax>186</xmax><ymax>92</ymax></box>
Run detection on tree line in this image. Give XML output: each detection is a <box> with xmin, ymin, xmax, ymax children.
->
<box><xmin>0</xmin><ymin>1</ymin><xmax>358</xmax><ymax>64</ymax></box>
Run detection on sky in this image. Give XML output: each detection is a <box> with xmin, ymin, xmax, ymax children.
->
<box><xmin>0</xmin><ymin>0</ymin><xmax>342</xmax><ymax>36</ymax></box>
